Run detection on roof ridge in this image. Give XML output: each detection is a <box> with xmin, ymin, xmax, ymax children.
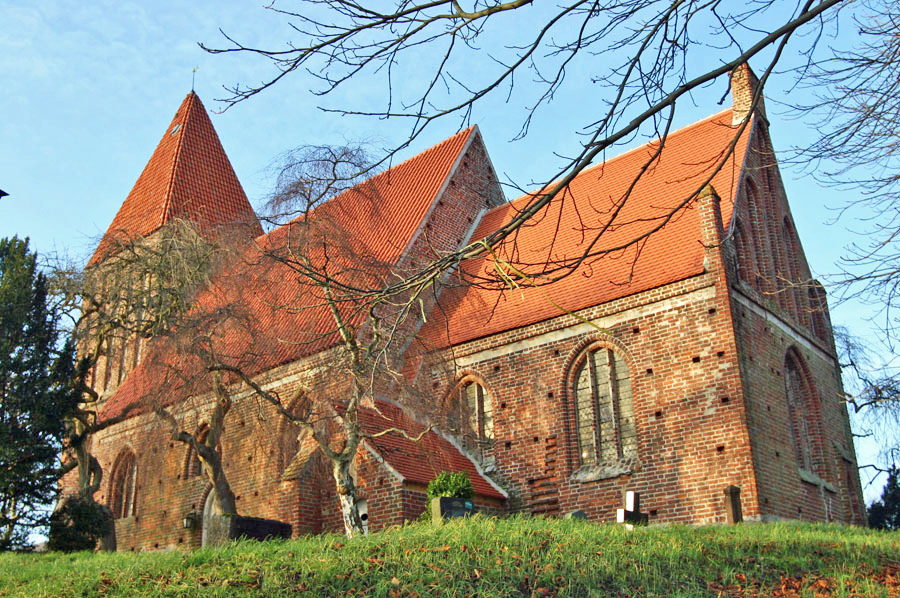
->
<box><xmin>387</xmin><ymin>126</ymin><xmax>475</xmax><ymax>171</ymax></box>
<box><xmin>159</xmin><ymin>92</ymin><xmax>195</xmax><ymax>228</ymax></box>
<box><xmin>492</xmin><ymin>107</ymin><xmax>735</xmax><ymax>217</ymax></box>
<box><xmin>254</xmin><ymin>126</ymin><xmax>477</xmax><ymax>246</ymax></box>
<box><xmin>353</xmin><ymin>126</ymin><xmax>475</xmax><ymax>196</ymax></box>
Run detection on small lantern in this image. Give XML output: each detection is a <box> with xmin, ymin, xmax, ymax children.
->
<box><xmin>182</xmin><ymin>511</ymin><xmax>200</xmax><ymax>530</ymax></box>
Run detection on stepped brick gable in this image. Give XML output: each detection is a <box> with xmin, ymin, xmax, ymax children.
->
<box><xmin>72</xmin><ymin>73</ymin><xmax>865</xmax><ymax>551</ymax></box>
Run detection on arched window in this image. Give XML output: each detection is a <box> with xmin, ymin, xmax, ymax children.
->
<box><xmin>573</xmin><ymin>347</ymin><xmax>636</xmax><ymax>466</ymax></box>
<box><xmin>781</xmin><ymin>217</ymin><xmax>805</xmax><ymax>322</ymax></box>
<box><xmin>109</xmin><ymin>448</ymin><xmax>138</xmax><ymax>519</ymax></box>
<box><xmin>450</xmin><ymin>379</ymin><xmax>494</xmax><ymax>457</ymax></box>
<box><xmin>784</xmin><ymin>350</ymin><xmax>819</xmax><ymax>474</ymax></box>
<box><xmin>808</xmin><ymin>283</ymin><xmax>829</xmax><ymax>342</ymax></box>
<box><xmin>744</xmin><ymin>179</ymin><xmax>772</xmax><ymax>291</ymax></box>
<box><xmin>732</xmin><ymin>218</ymin><xmax>755</xmax><ymax>284</ymax></box>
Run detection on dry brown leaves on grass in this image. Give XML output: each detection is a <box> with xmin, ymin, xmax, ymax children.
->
<box><xmin>708</xmin><ymin>564</ymin><xmax>900</xmax><ymax>598</ymax></box>
<box><xmin>873</xmin><ymin>563</ymin><xmax>900</xmax><ymax>597</ymax></box>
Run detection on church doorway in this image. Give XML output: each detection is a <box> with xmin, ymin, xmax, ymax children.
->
<box><xmin>201</xmin><ymin>490</ymin><xmax>215</xmax><ymax>547</ymax></box>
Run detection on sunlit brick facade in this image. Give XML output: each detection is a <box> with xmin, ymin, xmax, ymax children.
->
<box><xmin>73</xmin><ymin>65</ymin><xmax>865</xmax><ymax>551</ymax></box>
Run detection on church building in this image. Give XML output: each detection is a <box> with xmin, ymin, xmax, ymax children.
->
<box><xmin>73</xmin><ymin>65</ymin><xmax>866</xmax><ymax>551</ymax></box>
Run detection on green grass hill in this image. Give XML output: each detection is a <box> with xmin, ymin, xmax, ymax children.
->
<box><xmin>1</xmin><ymin>516</ymin><xmax>898</xmax><ymax>597</ymax></box>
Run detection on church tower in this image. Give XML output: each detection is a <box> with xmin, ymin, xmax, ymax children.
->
<box><xmin>86</xmin><ymin>92</ymin><xmax>261</xmax><ymax>397</ymax></box>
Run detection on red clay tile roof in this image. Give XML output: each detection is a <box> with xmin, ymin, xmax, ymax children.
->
<box><xmin>100</xmin><ymin>127</ymin><xmax>476</xmax><ymax>421</ymax></box>
<box><xmin>361</xmin><ymin>400</ymin><xmax>505</xmax><ymax>499</ymax></box>
<box><xmin>419</xmin><ymin>109</ymin><xmax>751</xmax><ymax>347</ymax></box>
<box><xmin>88</xmin><ymin>92</ymin><xmax>262</xmax><ymax>266</ymax></box>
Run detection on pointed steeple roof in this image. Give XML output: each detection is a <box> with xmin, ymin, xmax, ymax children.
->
<box><xmin>89</xmin><ymin>92</ymin><xmax>262</xmax><ymax>266</ymax></box>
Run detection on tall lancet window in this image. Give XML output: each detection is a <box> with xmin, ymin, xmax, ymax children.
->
<box><xmin>574</xmin><ymin>347</ymin><xmax>637</xmax><ymax>466</ymax></box>
<box><xmin>109</xmin><ymin>448</ymin><xmax>138</xmax><ymax>519</ymax></box>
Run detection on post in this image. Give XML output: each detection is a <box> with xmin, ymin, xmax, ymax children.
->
<box><xmin>724</xmin><ymin>485</ymin><xmax>743</xmax><ymax>524</ymax></box>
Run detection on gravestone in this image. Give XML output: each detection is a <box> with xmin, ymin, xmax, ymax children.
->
<box><xmin>724</xmin><ymin>485</ymin><xmax>743</xmax><ymax>524</ymax></box>
<box><xmin>204</xmin><ymin>515</ymin><xmax>292</xmax><ymax>547</ymax></box>
<box><xmin>616</xmin><ymin>491</ymin><xmax>648</xmax><ymax>530</ymax></box>
<box><xmin>431</xmin><ymin>497</ymin><xmax>476</xmax><ymax>525</ymax></box>
<box><xmin>201</xmin><ymin>491</ymin><xmax>215</xmax><ymax>547</ymax></box>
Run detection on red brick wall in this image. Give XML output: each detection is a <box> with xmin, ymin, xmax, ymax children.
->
<box><xmin>419</xmin><ymin>148</ymin><xmax>863</xmax><ymax>527</ymax></box>
<box><xmin>429</xmin><ymin>262</ymin><xmax>756</xmax><ymax>524</ymax></box>
<box><xmin>725</xmin><ymin>121</ymin><xmax>865</xmax><ymax>524</ymax></box>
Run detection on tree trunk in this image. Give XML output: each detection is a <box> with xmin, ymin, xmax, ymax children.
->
<box><xmin>70</xmin><ymin>436</ymin><xmax>116</xmax><ymax>551</ymax></box>
<box><xmin>1</xmin><ymin>496</ymin><xmax>16</xmax><ymax>546</ymax></box>
<box><xmin>156</xmin><ymin>397</ymin><xmax>239</xmax><ymax>517</ymax></box>
<box><xmin>332</xmin><ymin>458</ymin><xmax>365</xmax><ymax>537</ymax></box>
<box><xmin>74</xmin><ymin>435</ymin><xmax>95</xmax><ymax>499</ymax></box>
<box><xmin>201</xmin><ymin>445</ymin><xmax>238</xmax><ymax>516</ymax></box>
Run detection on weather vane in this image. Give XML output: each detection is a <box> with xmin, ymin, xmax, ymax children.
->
<box><xmin>192</xmin><ymin>66</ymin><xmax>199</xmax><ymax>91</ymax></box>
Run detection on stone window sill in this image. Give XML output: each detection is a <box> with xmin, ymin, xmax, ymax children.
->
<box><xmin>571</xmin><ymin>457</ymin><xmax>639</xmax><ymax>483</ymax></box>
<box><xmin>798</xmin><ymin>468</ymin><xmax>836</xmax><ymax>493</ymax></box>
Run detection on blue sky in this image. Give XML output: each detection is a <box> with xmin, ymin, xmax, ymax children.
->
<box><xmin>0</xmin><ymin>1</ymin><xmax>890</xmax><ymax>501</ymax></box>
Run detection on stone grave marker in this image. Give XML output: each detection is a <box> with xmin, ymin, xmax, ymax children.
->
<box><xmin>616</xmin><ymin>490</ymin><xmax>648</xmax><ymax>530</ymax></box>
<box><xmin>431</xmin><ymin>497</ymin><xmax>476</xmax><ymax>525</ymax></box>
<box><xmin>724</xmin><ymin>485</ymin><xmax>743</xmax><ymax>524</ymax></box>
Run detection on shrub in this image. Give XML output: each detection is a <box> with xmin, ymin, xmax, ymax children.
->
<box><xmin>47</xmin><ymin>497</ymin><xmax>114</xmax><ymax>552</ymax></box>
<box><xmin>427</xmin><ymin>471</ymin><xmax>474</xmax><ymax>500</ymax></box>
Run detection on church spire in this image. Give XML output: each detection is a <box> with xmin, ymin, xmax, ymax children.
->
<box><xmin>89</xmin><ymin>92</ymin><xmax>262</xmax><ymax>266</ymax></box>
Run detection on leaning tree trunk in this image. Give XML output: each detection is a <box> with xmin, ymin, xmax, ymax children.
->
<box><xmin>157</xmin><ymin>373</ymin><xmax>239</xmax><ymax>517</ymax></box>
<box><xmin>332</xmin><ymin>457</ymin><xmax>365</xmax><ymax>537</ymax></box>
<box><xmin>198</xmin><ymin>444</ymin><xmax>238</xmax><ymax>516</ymax></box>
<box><xmin>66</xmin><ymin>432</ymin><xmax>116</xmax><ymax>551</ymax></box>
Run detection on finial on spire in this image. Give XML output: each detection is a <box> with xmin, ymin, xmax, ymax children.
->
<box><xmin>192</xmin><ymin>66</ymin><xmax>199</xmax><ymax>91</ymax></box>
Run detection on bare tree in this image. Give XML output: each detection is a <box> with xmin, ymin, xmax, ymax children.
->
<box><xmin>62</xmin><ymin>189</ymin><xmax>448</xmax><ymax>536</ymax></box>
<box><xmin>835</xmin><ymin>326</ymin><xmax>900</xmax><ymax>479</ymax></box>
<box><xmin>51</xmin><ymin>220</ymin><xmax>232</xmax><ymax>532</ymax></box>
<box><xmin>240</xmin><ymin>148</ymin><xmax>445</xmax><ymax>535</ymax></box>
<box><xmin>791</xmin><ymin>1</ymin><xmax>900</xmax><ymax>342</ymax></box>
<box><xmin>203</xmin><ymin>0</ymin><xmax>843</xmax><ymax>300</ymax></box>
<box><xmin>263</xmin><ymin>143</ymin><xmax>378</xmax><ymax>225</ymax></box>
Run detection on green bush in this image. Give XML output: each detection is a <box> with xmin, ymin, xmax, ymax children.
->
<box><xmin>427</xmin><ymin>471</ymin><xmax>474</xmax><ymax>500</ymax></box>
<box><xmin>416</xmin><ymin>472</ymin><xmax>475</xmax><ymax>523</ymax></box>
<box><xmin>47</xmin><ymin>496</ymin><xmax>114</xmax><ymax>552</ymax></box>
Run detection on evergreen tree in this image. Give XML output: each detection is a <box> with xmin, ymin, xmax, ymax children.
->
<box><xmin>868</xmin><ymin>466</ymin><xmax>900</xmax><ymax>530</ymax></box>
<box><xmin>0</xmin><ymin>237</ymin><xmax>77</xmax><ymax>549</ymax></box>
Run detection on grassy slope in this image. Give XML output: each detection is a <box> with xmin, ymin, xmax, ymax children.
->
<box><xmin>1</xmin><ymin>517</ymin><xmax>898</xmax><ymax>597</ymax></box>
